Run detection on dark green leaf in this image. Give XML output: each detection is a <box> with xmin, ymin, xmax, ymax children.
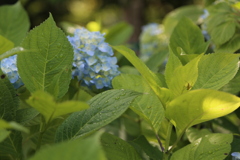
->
<box><xmin>101</xmin><ymin>132</ymin><xmax>142</xmax><ymax>160</ymax></box>
<box><xmin>55</xmin><ymin>89</ymin><xmax>141</xmax><ymax>142</ymax></box>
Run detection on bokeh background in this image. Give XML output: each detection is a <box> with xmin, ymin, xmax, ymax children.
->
<box><xmin>0</xmin><ymin>0</ymin><xmax>207</xmax><ymax>44</ymax></box>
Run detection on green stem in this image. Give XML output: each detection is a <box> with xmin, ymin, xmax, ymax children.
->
<box><xmin>168</xmin><ymin>130</ymin><xmax>185</xmax><ymax>153</ymax></box>
<box><xmin>164</xmin><ymin>122</ymin><xmax>173</xmax><ymax>152</ymax></box>
<box><xmin>36</xmin><ymin>117</ymin><xmax>50</xmax><ymax>150</ymax></box>
<box><xmin>155</xmin><ymin>133</ymin><xmax>165</xmax><ymax>152</ymax></box>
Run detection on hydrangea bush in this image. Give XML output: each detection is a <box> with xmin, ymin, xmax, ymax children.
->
<box><xmin>0</xmin><ymin>1</ymin><xmax>240</xmax><ymax>160</ymax></box>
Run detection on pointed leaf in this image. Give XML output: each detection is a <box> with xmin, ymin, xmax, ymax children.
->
<box><xmin>193</xmin><ymin>53</ymin><xmax>239</xmax><ymax>90</ymax></box>
<box><xmin>0</xmin><ymin>2</ymin><xmax>30</xmax><ymax>46</ymax></box>
<box><xmin>186</xmin><ymin>128</ymin><xmax>211</xmax><ymax>143</ymax></box>
<box><xmin>17</xmin><ymin>14</ymin><xmax>74</xmax><ymax>99</ymax></box>
<box><xmin>29</xmin><ymin>133</ymin><xmax>106</xmax><ymax>160</ymax></box>
<box><xmin>169</xmin><ymin>17</ymin><xmax>209</xmax><ymax>55</ymax></box>
<box><xmin>166</xmin><ymin>89</ymin><xmax>240</xmax><ymax>135</ymax></box>
<box><xmin>0</xmin><ymin>35</ymin><xmax>14</xmax><ymax>55</ymax></box>
<box><xmin>101</xmin><ymin>132</ymin><xmax>142</xmax><ymax>160</ymax></box>
<box><xmin>55</xmin><ymin>89</ymin><xmax>140</xmax><ymax>142</ymax></box>
<box><xmin>112</xmin><ymin>45</ymin><xmax>173</xmax><ymax>106</ymax></box>
<box><xmin>167</xmin><ymin>54</ymin><xmax>202</xmax><ymax>96</ymax></box>
<box><xmin>112</xmin><ymin>74</ymin><xmax>164</xmax><ymax>133</ymax></box>
<box><xmin>171</xmin><ymin>133</ymin><xmax>233</xmax><ymax>160</ymax></box>
<box><xmin>0</xmin><ymin>70</ymin><xmax>18</xmax><ymax>121</ymax></box>
<box><xmin>26</xmin><ymin>90</ymin><xmax>89</xmax><ymax>123</ymax></box>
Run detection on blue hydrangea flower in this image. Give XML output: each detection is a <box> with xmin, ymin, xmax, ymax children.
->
<box><xmin>68</xmin><ymin>28</ymin><xmax>120</xmax><ymax>89</ymax></box>
<box><xmin>1</xmin><ymin>55</ymin><xmax>23</xmax><ymax>89</ymax></box>
<box><xmin>232</xmin><ymin>152</ymin><xmax>240</xmax><ymax>160</ymax></box>
<box><xmin>139</xmin><ymin>23</ymin><xmax>168</xmax><ymax>61</ymax></box>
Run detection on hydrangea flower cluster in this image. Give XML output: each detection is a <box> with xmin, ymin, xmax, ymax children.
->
<box><xmin>1</xmin><ymin>55</ymin><xmax>23</xmax><ymax>89</ymax></box>
<box><xmin>139</xmin><ymin>23</ymin><xmax>168</xmax><ymax>61</ymax></box>
<box><xmin>68</xmin><ymin>28</ymin><xmax>120</xmax><ymax>89</ymax></box>
<box><xmin>232</xmin><ymin>152</ymin><xmax>240</xmax><ymax>160</ymax></box>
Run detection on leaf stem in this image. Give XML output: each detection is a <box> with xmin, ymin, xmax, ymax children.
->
<box><xmin>164</xmin><ymin>121</ymin><xmax>173</xmax><ymax>152</ymax></box>
<box><xmin>36</xmin><ymin>117</ymin><xmax>50</xmax><ymax>150</ymax></box>
<box><xmin>155</xmin><ymin>133</ymin><xmax>165</xmax><ymax>152</ymax></box>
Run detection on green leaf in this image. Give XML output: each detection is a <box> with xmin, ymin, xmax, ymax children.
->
<box><xmin>221</xmin><ymin>70</ymin><xmax>240</xmax><ymax>95</ymax></box>
<box><xmin>193</xmin><ymin>53</ymin><xmax>239</xmax><ymax>90</ymax></box>
<box><xmin>145</xmin><ymin>50</ymin><xmax>168</xmax><ymax>72</ymax></box>
<box><xmin>105</xmin><ymin>22</ymin><xmax>133</xmax><ymax>45</ymax></box>
<box><xmin>112</xmin><ymin>45</ymin><xmax>173</xmax><ymax>106</ymax></box>
<box><xmin>167</xmin><ymin>54</ymin><xmax>202</xmax><ymax>96</ymax></box>
<box><xmin>171</xmin><ymin>133</ymin><xmax>233</xmax><ymax>160</ymax></box>
<box><xmin>55</xmin><ymin>89</ymin><xmax>140</xmax><ymax>142</ymax></box>
<box><xmin>112</xmin><ymin>74</ymin><xmax>164</xmax><ymax>133</ymax></box>
<box><xmin>165</xmin><ymin>49</ymin><xmax>182</xmax><ymax>85</ymax></box>
<box><xmin>29</xmin><ymin>133</ymin><xmax>106</xmax><ymax>160</ymax></box>
<box><xmin>0</xmin><ymin>119</ymin><xmax>28</xmax><ymax>133</ymax></box>
<box><xmin>216</xmin><ymin>34</ymin><xmax>240</xmax><ymax>53</ymax></box>
<box><xmin>163</xmin><ymin>5</ymin><xmax>203</xmax><ymax>36</ymax></box>
<box><xmin>17</xmin><ymin>14</ymin><xmax>74</xmax><ymax>99</ymax></box>
<box><xmin>129</xmin><ymin>135</ymin><xmax>163</xmax><ymax>160</ymax></box>
<box><xmin>0</xmin><ymin>2</ymin><xmax>30</xmax><ymax>46</ymax></box>
<box><xmin>101</xmin><ymin>132</ymin><xmax>142</xmax><ymax>160</ymax></box>
<box><xmin>210</xmin><ymin>21</ymin><xmax>236</xmax><ymax>45</ymax></box>
<box><xmin>0</xmin><ymin>70</ymin><xmax>18</xmax><ymax>121</ymax></box>
<box><xmin>0</xmin><ymin>129</ymin><xmax>10</xmax><ymax>143</ymax></box>
<box><xmin>0</xmin><ymin>35</ymin><xmax>14</xmax><ymax>55</ymax></box>
<box><xmin>16</xmin><ymin>107</ymin><xmax>40</xmax><ymax>126</ymax></box>
<box><xmin>0</xmin><ymin>131</ymin><xmax>23</xmax><ymax>159</ymax></box>
<box><xmin>169</xmin><ymin>17</ymin><xmax>209</xmax><ymax>56</ymax></box>
<box><xmin>186</xmin><ymin>128</ymin><xmax>211</xmax><ymax>143</ymax></box>
<box><xmin>26</xmin><ymin>90</ymin><xmax>89</xmax><ymax>123</ymax></box>
<box><xmin>166</xmin><ymin>89</ymin><xmax>240</xmax><ymax>136</ymax></box>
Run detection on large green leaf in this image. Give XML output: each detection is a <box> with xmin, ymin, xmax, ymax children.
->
<box><xmin>206</xmin><ymin>2</ymin><xmax>237</xmax><ymax>46</ymax></box>
<box><xmin>167</xmin><ymin>54</ymin><xmax>202</xmax><ymax>96</ymax></box>
<box><xmin>17</xmin><ymin>14</ymin><xmax>74</xmax><ymax>99</ymax></box>
<box><xmin>169</xmin><ymin>17</ymin><xmax>208</xmax><ymax>56</ymax></box>
<box><xmin>0</xmin><ymin>2</ymin><xmax>30</xmax><ymax>46</ymax></box>
<box><xmin>0</xmin><ymin>131</ymin><xmax>23</xmax><ymax>159</ymax></box>
<box><xmin>166</xmin><ymin>89</ymin><xmax>240</xmax><ymax>136</ymax></box>
<box><xmin>112</xmin><ymin>74</ymin><xmax>164</xmax><ymax>133</ymax></box>
<box><xmin>210</xmin><ymin>21</ymin><xmax>236</xmax><ymax>45</ymax></box>
<box><xmin>216</xmin><ymin>34</ymin><xmax>240</xmax><ymax>53</ymax></box>
<box><xmin>0</xmin><ymin>70</ymin><xmax>18</xmax><ymax>121</ymax></box>
<box><xmin>171</xmin><ymin>133</ymin><xmax>233</xmax><ymax>160</ymax></box>
<box><xmin>101</xmin><ymin>132</ymin><xmax>142</xmax><ymax>160</ymax></box>
<box><xmin>112</xmin><ymin>45</ymin><xmax>174</xmax><ymax>106</ymax></box>
<box><xmin>26</xmin><ymin>90</ymin><xmax>89</xmax><ymax>123</ymax></box>
<box><xmin>55</xmin><ymin>89</ymin><xmax>140</xmax><ymax>142</ymax></box>
<box><xmin>163</xmin><ymin>5</ymin><xmax>203</xmax><ymax>36</ymax></box>
<box><xmin>193</xmin><ymin>53</ymin><xmax>239</xmax><ymax>90</ymax></box>
<box><xmin>29</xmin><ymin>133</ymin><xmax>106</xmax><ymax>160</ymax></box>
<box><xmin>0</xmin><ymin>35</ymin><xmax>14</xmax><ymax>55</ymax></box>
<box><xmin>105</xmin><ymin>22</ymin><xmax>133</xmax><ymax>45</ymax></box>
<box><xmin>221</xmin><ymin>70</ymin><xmax>240</xmax><ymax>95</ymax></box>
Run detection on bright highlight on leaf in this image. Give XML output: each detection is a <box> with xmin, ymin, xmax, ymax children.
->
<box><xmin>166</xmin><ymin>89</ymin><xmax>240</xmax><ymax>136</ymax></box>
<box><xmin>26</xmin><ymin>90</ymin><xmax>89</xmax><ymax>123</ymax></box>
